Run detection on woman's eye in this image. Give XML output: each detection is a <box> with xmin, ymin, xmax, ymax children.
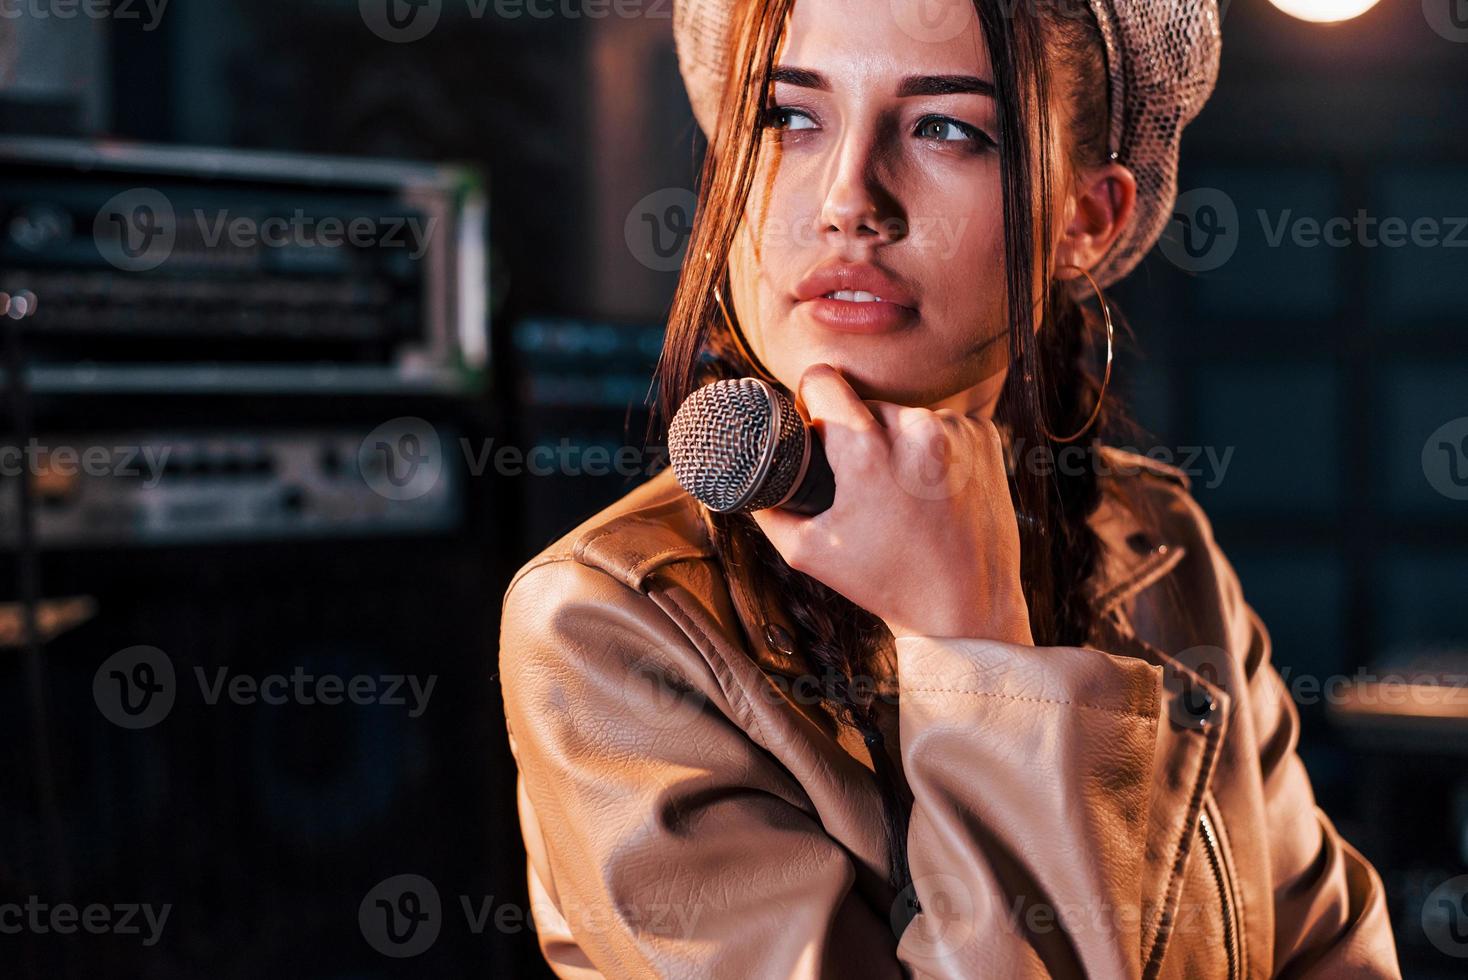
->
<box><xmin>763</xmin><ymin>106</ymin><xmax>817</xmax><ymax>132</ymax></box>
<box><xmin>915</xmin><ymin>115</ymin><xmax>991</xmax><ymax>147</ymax></box>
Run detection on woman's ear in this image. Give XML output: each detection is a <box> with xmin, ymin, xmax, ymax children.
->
<box><xmin>1056</xmin><ymin>163</ymin><xmax>1137</xmax><ymax>272</ymax></box>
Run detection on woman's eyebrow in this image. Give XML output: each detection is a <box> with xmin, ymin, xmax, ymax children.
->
<box><xmin>770</xmin><ymin>66</ymin><xmax>829</xmax><ymax>90</ymax></box>
<box><xmin>769</xmin><ymin>68</ymin><xmax>994</xmax><ymax>98</ymax></box>
<box><xmin>896</xmin><ymin>75</ymin><xmax>995</xmax><ymax>97</ymax></box>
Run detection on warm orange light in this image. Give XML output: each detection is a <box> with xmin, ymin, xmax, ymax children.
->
<box><xmin>1266</xmin><ymin>0</ymin><xmax>1382</xmax><ymax>23</ymax></box>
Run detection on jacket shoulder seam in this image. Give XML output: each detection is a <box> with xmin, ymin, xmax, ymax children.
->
<box><xmin>504</xmin><ymin>551</ymin><xmax>579</xmax><ymax>600</ymax></box>
<box><xmin>507</xmin><ymin>541</ymin><xmax>714</xmax><ymax>597</ymax></box>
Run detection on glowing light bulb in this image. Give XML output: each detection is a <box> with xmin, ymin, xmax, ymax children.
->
<box><xmin>1266</xmin><ymin>0</ymin><xmax>1382</xmax><ymax>23</ymax></box>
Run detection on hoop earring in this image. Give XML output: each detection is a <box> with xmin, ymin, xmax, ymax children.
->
<box><xmin>1040</xmin><ymin>263</ymin><xmax>1114</xmax><ymax>444</ymax></box>
<box><xmin>708</xmin><ymin>251</ymin><xmax>780</xmax><ymax>385</ymax></box>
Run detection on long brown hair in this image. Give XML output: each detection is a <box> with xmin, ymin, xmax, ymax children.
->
<box><xmin>648</xmin><ymin>0</ymin><xmax>1121</xmax><ymax>898</ymax></box>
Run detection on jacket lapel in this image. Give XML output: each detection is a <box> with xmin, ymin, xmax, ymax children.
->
<box><xmin>1091</xmin><ymin>614</ymin><xmax>1231</xmax><ymax>974</ymax></box>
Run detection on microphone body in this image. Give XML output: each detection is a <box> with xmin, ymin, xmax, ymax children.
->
<box><xmin>668</xmin><ymin>378</ymin><xmax>835</xmax><ymax>515</ymax></box>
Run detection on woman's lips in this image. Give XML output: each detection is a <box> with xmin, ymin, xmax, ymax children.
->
<box><xmin>798</xmin><ymin>294</ymin><xmax>919</xmax><ymax>333</ymax></box>
<box><xmin>793</xmin><ymin>262</ymin><xmax>919</xmax><ymax>334</ymax></box>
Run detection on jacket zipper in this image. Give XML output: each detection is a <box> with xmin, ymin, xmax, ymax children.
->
<box><xmin>1198</xmin><ymin>808</ymin><xmax>1240</xmax><ymax>980</ymax></box>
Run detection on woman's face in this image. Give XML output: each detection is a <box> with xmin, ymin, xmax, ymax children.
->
<box><xmin>727</xmin><ymin>0</ymin><xmax>1070</xmax><ymax>414</ymax></box>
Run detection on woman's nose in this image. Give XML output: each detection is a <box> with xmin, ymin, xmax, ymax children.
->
<box><xmin>818</xmin><ymin>137</ymin><xmax>905</xmax><ymax>246</ymax></box>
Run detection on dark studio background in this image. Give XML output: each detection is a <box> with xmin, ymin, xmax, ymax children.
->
<box><xmin>0</xmin><ymin>0</ymin><xmax>1465</xmax><ymax>976</ymax></box>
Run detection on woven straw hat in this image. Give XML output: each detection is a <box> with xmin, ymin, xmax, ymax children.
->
<box><xmin>672</xmin><ymin>0</ymin><xmax>1222</xmax><ymax>294</ymax></box>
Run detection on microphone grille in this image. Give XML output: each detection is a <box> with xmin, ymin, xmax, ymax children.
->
<box><xmin>668</xmin><ymin>378</ymin><xmax>806</xmax><ymax>513</ymax></box>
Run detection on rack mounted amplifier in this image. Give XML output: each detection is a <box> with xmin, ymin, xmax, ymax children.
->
<box><xmin>0</xmin><ymin>137</ymin><xmax>488</xmax><ymax>395</ymax></box>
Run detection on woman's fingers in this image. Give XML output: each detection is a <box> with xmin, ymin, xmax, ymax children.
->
<box><xmin>794</xmin><ymin>363</ymin><xmax>896</xmax><ymax>487</ymax></box>
<box><xmin>794</xmin><ymin>363</ymin><xmax>880</xmax><ymax>438</ymax></box>
<box><xmin>861</xmin><ymin>399</ymin><xmax>907</xmax><ymax>430</ymax></box>
<box><xmin>749</xmin><ymin>505</ymin><xmax>815</xmax><ymax>572</ymax></box>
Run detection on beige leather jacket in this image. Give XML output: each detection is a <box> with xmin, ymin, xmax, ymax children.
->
<box><xmin>499</xmin><ymin>447</ymin><xmax>1402</xmax><ymax>978</ymax></box>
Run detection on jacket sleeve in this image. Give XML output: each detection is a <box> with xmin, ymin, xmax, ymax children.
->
<box><xmin>500</xmin><ymin>557</ymin><xmax>1169</xmax><ymax>979</ymax></box>
<box><xmin>1237</xmin><ymin>607</ymin><xmax>1401</xmax><ymax>977</ymax></box>
<box><xmin>500</xmin><ymin>558</ymin><xmax>908</xmax><ymax>978</ymax></box>
<box><xmin>891</xmin><ymin>634</ymin><xmax>1165</xmax><ymax>978</ymax></box>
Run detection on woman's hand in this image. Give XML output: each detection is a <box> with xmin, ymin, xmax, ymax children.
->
<box><xmin>751</xmin><ymin>363</ymin><xmax>1034</xmax><ymax>646</ymax></box>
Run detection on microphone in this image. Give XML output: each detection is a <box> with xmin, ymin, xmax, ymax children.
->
<box><xmin>668</xmin><ymin>378</ymin><xmax>836</xmax><ymax>515</ymax></box>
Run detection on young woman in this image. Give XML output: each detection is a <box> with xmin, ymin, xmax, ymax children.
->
<box><xmin>499</xmin><ymin>0</ymin><xmax>1403</xmax><ymax>975</ymax></box>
